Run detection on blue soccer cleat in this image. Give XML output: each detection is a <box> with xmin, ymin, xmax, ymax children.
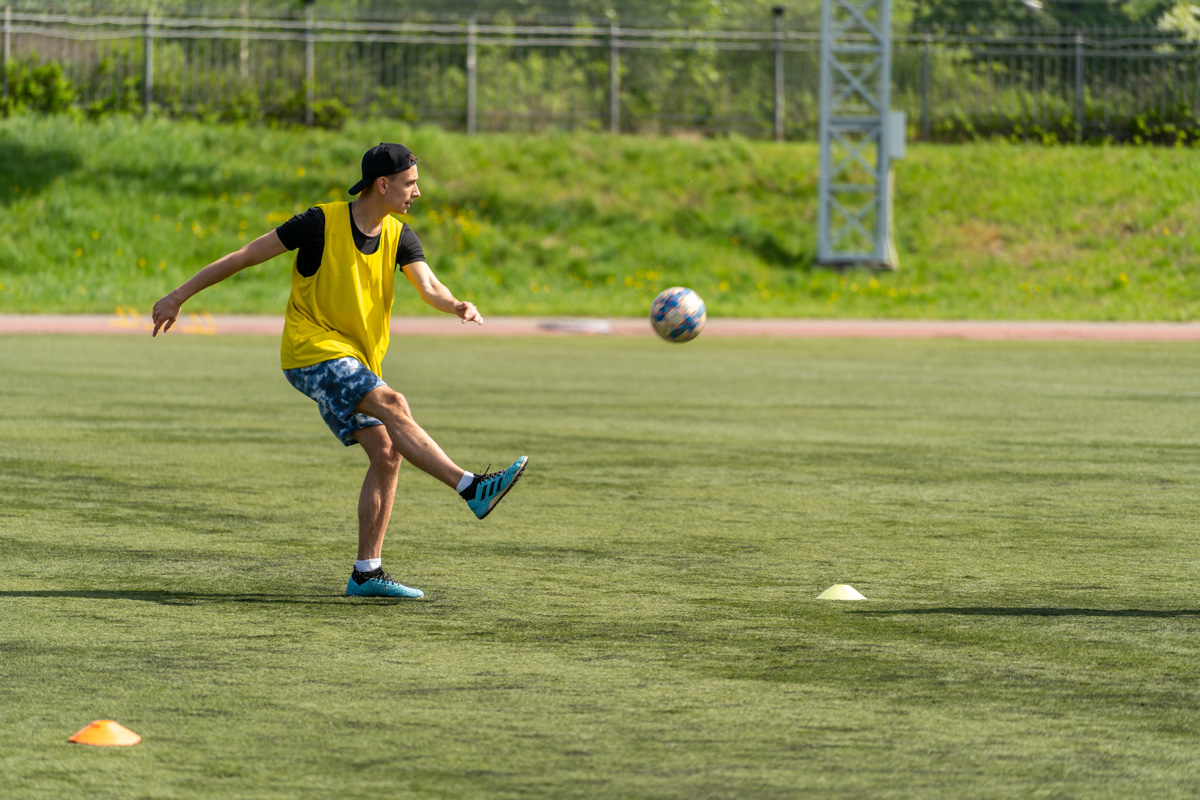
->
<box><xmin>461</xmin><ymin>456</ymin><xmax>528</xmax><ymax>520</ymax></box>
<box><xmin>346</xmin><ymin>568</ymin><xmax>424</xmax><ymax>599</ymax></box>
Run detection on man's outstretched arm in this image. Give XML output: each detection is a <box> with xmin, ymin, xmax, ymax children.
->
<box><xmin>401</xmin><ymin>261</ymin><xmax>484</xmax><ymax>326</ymax></box>
<box><xmin>152</xmin><ymin>231</ymin><xmax>288</xmax><ymax>336</ymax></box>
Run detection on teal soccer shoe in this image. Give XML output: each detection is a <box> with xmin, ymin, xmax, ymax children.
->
<box><xmin>461</xmin><ymin>456</ymin><xmax>529</xmax><ymax>520</ymax></box>
<box><xmin>346</xmin><ymin>568</ymin><xmax>424</xmax><ymax>599</ymax></box>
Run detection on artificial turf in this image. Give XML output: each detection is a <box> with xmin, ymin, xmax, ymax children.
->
<box><xmin>1</xmin><ymin>333</ymin><xmax>1198</xmax><ymax>798</ymax></box>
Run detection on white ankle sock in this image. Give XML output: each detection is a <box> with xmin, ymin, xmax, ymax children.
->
<box><xmin>456</xmin><ymin>472</ymin><xmax>475</xmax><ymax>493</ymax></box>
<box><xmin>355</xmin><ymin>558</ymin><xmax>382</xmax><ymax>573</ymax></box>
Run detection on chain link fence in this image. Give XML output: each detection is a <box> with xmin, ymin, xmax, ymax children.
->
<box><xmin>4</xmin><ymin>7</ymin><xmax>1199</xmax><ymax>142</ymax></box>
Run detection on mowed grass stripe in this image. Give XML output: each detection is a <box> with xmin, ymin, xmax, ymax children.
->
<box><xmin>1</xmin><ymin>335</ymin><xmax>1198</xmax><ymax>799</ymax></box>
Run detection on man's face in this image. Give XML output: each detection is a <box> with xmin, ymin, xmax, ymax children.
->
<box><xmin>382</xmin><ymin>166</ymin><xmax>420</xmax><ymax>214</ymax></box>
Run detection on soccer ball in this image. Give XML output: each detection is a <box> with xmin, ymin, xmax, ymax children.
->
<box><xmin>650</xmin><ymin>286</ymin><xmax>706</xmax><ymax>343</ymax></box>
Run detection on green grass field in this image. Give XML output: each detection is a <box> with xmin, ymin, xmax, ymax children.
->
<box><xmin>1</xmin><ymin>115</ymin><xmax>1198</xmax><ymax>320</ymax></box>
<box><xmin>2</xmin><ymin>333</ymin><xmax>1199</xmax><ymax>798</ymax></box>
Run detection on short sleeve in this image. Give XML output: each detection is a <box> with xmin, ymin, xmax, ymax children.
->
<box><xmin>276</xmin><ymin>207</ymin><xmax>325</xmax><ymax>252</ymax></box>
<box><xmin>396</xmin><ymin>225</ymin><xmax>426</xmax><ymax>270</ymax></box>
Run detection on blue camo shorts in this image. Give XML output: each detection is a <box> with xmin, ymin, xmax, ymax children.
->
<box><xmin>283</xmin><ymin>357</ymin><xmax>387</xmax><ymax>446</ymax></box>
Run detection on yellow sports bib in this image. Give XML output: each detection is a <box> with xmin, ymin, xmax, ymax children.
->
<box><xmin>281</xmin><ymin>201</ymin><xmax>401</xmax><ymax>378</ymax></box>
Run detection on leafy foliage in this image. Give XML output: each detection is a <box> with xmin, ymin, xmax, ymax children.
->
<box><xmin>0</xmin><ymin>58</ymin><xmax>75</xmax><ymax>117</ymax></box>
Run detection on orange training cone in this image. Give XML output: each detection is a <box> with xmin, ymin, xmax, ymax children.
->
<box><xmin>69</xmin><ymin>720</ymin><xmax>141</xmax><ymax>747</ymax></box>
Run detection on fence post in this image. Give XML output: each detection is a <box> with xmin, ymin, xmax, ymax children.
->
<box><xmin>143</xmin><ymin>12</ymin><xmax>153</xmax><ymax>116</ymax></box>
<box><xmin>304</xmin><ymin>1</ymin><xmax>315</xmax><ymax>126</ymax></box>
<box><xmin>921</xmin><ymin>34</ymin><xmax>931</xmax><ymax>141</ymax></box>
<box><xmin>773</xmin><ymin>6</ymin><xmax>785</xmax><ymax>141</ymax></box>
<box><xmin>239</xmin><ymin>0</ymin><xmax>250</xmax><ymax>82</ymax></box>
<box><xmin>466</xmin><ymin>18</ymin><xmax>477</xmax><ymax>135</ymax></box>
<box><xmin>609</xmin><ymin>21</ymin><xmax>620</xmax><ymax>134</ymax></box>
<box><xmin>1074</xmin><ymin>32</ymin><xmax>1084</xmax><ymax>143</ymax></box>
<box><xmin>2</xmin><ymin>6</ymin><xmax>10</xmax><ymax>103</ymax></box>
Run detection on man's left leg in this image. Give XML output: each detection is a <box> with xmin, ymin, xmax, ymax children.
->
<box><xmin>344</xmin><ymin>424</ymin><xmax>424</xmax><ymax>599</ymax></box>
<box><xmin>354</xmin><ymin>424</ymin><xmax>400</xmax><ymax>560</ymax></box>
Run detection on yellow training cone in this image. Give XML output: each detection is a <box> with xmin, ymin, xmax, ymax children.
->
<box><xmin>817</xmin><ymin>584</ymin><xmax>866</xmax><ymax>600</ymax></box>
<box><xmin>69</xmin><ymin>720</ymin><xmax>141</xmax><ymax>747</ymax></box>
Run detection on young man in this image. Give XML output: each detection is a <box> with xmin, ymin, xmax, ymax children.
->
<box><xmin>151</xmin><ymin>142</ymin><xmax>527</xmax><ymax>600</ymax></box>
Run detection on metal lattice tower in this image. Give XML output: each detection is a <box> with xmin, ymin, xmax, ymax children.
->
<box><xmin>817</xmin><ymin>0</ymin><xmax>902</xmax><ymax>267</ymax></box>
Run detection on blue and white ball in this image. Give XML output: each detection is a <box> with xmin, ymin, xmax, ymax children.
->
<box><xmin>650</xmin><ymin>286</ymin><xmax>706</xmax><ymax>343</ymax></box>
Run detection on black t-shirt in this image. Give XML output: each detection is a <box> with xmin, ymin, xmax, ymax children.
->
<box><xmin>275</xmin><ymin>204</ymin><xmax>426</xmax><ymax>278</ymax></box>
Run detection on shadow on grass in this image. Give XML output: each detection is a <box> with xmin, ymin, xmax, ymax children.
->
<box><xmin>105</xmin><ymin>160</ymin><xmax>325</xmax><ymax>202</ymax></box>
<box><xmin>0</xmin><ymin>138</ymin><xmax>81</xmax><ymax>205</ymax></box>
<box><xmin>858</xmin><ymin>607</ymin><xmax>1200</xmax><ymax>618</ymax></box>
<box><xmin>0</xmin><ymin>590</ymin><xmax>417</xmax><ymax>606</ymax></box>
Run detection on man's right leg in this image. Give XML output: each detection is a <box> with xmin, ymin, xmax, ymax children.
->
<box><xmin>355</xmin><ymin>385</ymin><xmax>528</xmax><ymax>520</ymax></box>
<box><xmin>354</xmin><ymin>386</ymin><xmax>464</xmax><ymax>489</ymax></box>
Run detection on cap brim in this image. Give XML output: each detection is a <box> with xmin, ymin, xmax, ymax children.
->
<box><xmin>348</xmin><ymin>178</ymin><xmax>370</xmax><ymax>195</ymax></box>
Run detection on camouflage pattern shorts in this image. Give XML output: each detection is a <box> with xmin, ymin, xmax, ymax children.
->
<box><xmin>283</xmin><ymin>357</ymin><xmax>387</xmax><ymax>446</ymax></box>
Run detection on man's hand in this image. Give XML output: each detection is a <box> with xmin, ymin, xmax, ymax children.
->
<box><xmin>455</xmin><ymin>301</ymin><xmax>484</xmax><ymax>326</ymax></box>
<box><xmin>148</xmin><ymin>232</ymin><xmax>287</xmax><ymax>338</ymax></box>
<box><xmin>400</xmin><ymin>262</ymin><xmax>483</xmax><ymax>324</ymax></box>
<box><xmin>151</xmin><ymin>291</ymin><xmax>183</xmax><ymax>337</ymax></box>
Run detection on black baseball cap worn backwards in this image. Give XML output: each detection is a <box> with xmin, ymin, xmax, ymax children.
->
<box><xmin>348</xmin><ymin>143</ymin><xmax>418</xmax><ymax>195</ymax></box>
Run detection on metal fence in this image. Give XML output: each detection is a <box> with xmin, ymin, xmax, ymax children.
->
<box><xmin>4</xmin><ymin>8</ymin><xmax>1200</xmax><ymax>141</ymax></box>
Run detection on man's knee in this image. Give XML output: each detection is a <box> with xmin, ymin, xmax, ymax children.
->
<box><xmin>356</xmin><ymin>425</ymin><xmax>403</xmax><ymax>471</ymax></box>
<box><xmin>370</xmin><ymin>439</ymin><xmax>403</xmax><ymax>472</ymax></box>
<box><xmin>363</xmin><ymin>386</ymin><xmax>413</xmax><ymax>422</ymax></box>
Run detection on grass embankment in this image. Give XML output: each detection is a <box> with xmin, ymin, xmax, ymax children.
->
<box><xmin>0</xmin><ymin>114</ymin><xmax>1197</xmax><ymax>319</ymax></box>
<box><xmin>2</xmin><ymin>335</ymin><xmax>1199</xmax><ymax>798</ymax></box>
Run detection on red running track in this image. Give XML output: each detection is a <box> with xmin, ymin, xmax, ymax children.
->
<box><xmin>1</xmin><ymin>313</ymin><xmax>1199</xmax><ymax>341</ymax></box>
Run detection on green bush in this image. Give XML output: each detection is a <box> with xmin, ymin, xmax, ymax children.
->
<box><xmin>5</xmin><ymin>40</ymin><xmax>1200</xmax><ymax>145</ymax></box>
<box><xmin>1</xmin><ymin>58</ymin><xmax>76</xmax><ymax>116</ymax></box>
